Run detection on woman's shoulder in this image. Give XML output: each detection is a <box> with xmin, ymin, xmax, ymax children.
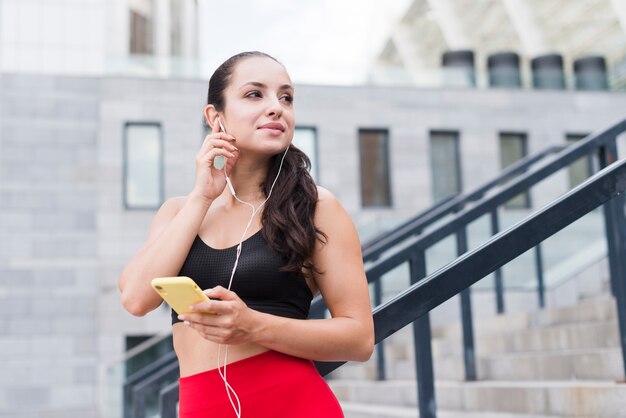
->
<box><xmin>161</xmin><ymin>195</ymin><xmax>188</xmax><ymax>211</ymax></box>
<box><xmin>316</xmin><ymin>186</ymin><xmax>338</xmax><ymax>206</ymax></box>
<box><xmin>151</xmin><ymin>196</ymin><xmax>187</xmax><ymax>222</ymax></box>
<box><xmin>314</xmin><ymin>186</ymin><xmax>349</xmax><ymax>222</ymax></box>
<box><xmin>316</xmin><ymin>185</ymin><xmax>336</xmax><ymax>201</ymax></box>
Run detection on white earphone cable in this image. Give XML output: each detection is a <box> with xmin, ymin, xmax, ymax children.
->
<box><xmin>216</xmin><ymin>146</ymin><xmax>290</xmax><ymax>418</ymax></box>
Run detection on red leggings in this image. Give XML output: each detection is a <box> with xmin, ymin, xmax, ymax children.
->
<box><xmin>178</xmin><ymin>350</ymin><xmax>344</xmax><ymax>418</ymax></box>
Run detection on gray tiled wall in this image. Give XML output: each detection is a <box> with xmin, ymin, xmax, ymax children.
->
<box><xmin>0</xmin><ymin>74</ymin><xmax>100</xmax><ymax>418</ymax></box>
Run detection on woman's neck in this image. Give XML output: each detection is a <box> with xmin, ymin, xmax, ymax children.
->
<box><xmin>222</xmin><ymin>156</ymin><xmax>270</xmax><ymax>206</ymax></box>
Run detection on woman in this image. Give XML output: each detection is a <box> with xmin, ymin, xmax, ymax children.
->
<box><xmin>118</xmin><ymin>51</ymin><xmax>374</xmax><ymax>417</ymax></box>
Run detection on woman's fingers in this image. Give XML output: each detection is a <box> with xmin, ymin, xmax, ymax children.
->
<box><xmin>179</xmin><ymin>287</ymin><xmax>253</xmax><ymax>345</ymax></box>
<box><xmin>200</xmin><ymin>148</ymin><xmax>237</xmax><ymax>168</ymax></box>
<box><xmin>198</xmin><ymin>136</ymin><xmax>237</xmax><ymax>156</ymax></box>
<box><xmin>182</xmin><ymin>317</ymin><xmax>243</xmax><ymax>345</ymax></box>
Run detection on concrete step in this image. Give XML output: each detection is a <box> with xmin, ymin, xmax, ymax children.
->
<box><xmin>330</xmin><ymin>379</ymin><xmax>626</xmax><ymax>417</ymax></box>
<box><xmin>387</xmin><ymin>348</ymin><xmax>624</xmax><ymax>381</ymax></box>
<box><xmin>431</xmin><ymin>296</ymin><xmax>616</xmax><ymax>341</ymax></box>
<box><xmin>430</xmin><ymin>320</ymin><xmax>620</xmax><ymax>360</ymax></box>
<box><xmin>373</xmin><ymin>300</ymin><xmax>619</xmax><ymax>364</ymax></box>
<box><xmin>341</xmin><ymin>402</ymin><xmax>576</xmax><ymax>418</ymax></box>
<box><xmin>369</xmin><ymin>320</ymin><xmax>620</xmax><ymax>364</ymax></box>
<box><xmin>529</xmin><ymin>296</ymin><xmax>616</xmax><ymax>328</ymax></box>
<box><xmin>332</xmin><ymin>320</ymin><xmax>621</xmax><ymax>381</ymax></box>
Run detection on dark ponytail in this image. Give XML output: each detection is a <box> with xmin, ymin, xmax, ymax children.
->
<box><xmin>206</xmin><ymin>51</ymin><xmax>326</xmax><ymax>276</ymax></box>
<box><xmin>261</xmin><ymin>145</ymin><xmax>326</xmax><ymax>275</ymax></box>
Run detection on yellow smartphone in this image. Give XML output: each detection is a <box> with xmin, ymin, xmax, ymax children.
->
<box><xmin>151</xmin><ymin>276</ymin><xmax>209</xmax><ymax>315</ymax></box>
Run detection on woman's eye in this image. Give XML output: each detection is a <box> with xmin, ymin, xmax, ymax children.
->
<box><xmin>281</xmin><ymin>95</ymin><xmax>294</xmax><ymax>103</ymax></box>
<box><xmin>246</xmin><ymin>91</ymin><xmax>262</xmax><ymax>98</ymax></box>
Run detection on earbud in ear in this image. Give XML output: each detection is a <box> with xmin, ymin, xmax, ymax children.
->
<box><xmin>216</xmin><ymin>116</ymin><xmax>226</xmax><ymax>133</ymax></box>
<box><xmin>213</xmin><ymin>116</ymin><xmax>227</xmax><ymax>170</ymax></box>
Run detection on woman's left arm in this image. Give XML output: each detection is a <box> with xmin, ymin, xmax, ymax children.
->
<box><xmin>179</xmin><ymin>188</ymin><xmax>375</xmax><ymax>362</ymax></box>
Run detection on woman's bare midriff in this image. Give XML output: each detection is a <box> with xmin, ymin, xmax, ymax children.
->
<box><xmin>173</xmin><ymin>323</ymin><xmax>270</xmax><ymax>377</ymax></box>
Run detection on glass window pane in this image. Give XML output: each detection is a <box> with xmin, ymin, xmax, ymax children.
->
<box><xmin>566</xmin><ymin>133</ymin><xmax>592</xmax><ymax>188</ymax></box>
<box><xmin>125</xmin><ymin>124</ymin><xmax>163</xmax><ymax>209</ymax></box>
<box><xmin>130</xmin><ymin>10</ymin><xmax>153</xmax><ymax>54</ymax></box>
<box><xmin>430</xmin><ymin>131</ymin><xmax>461</xmax><ymax>203</ymax></box>
<box><xmin>292</xmin><ymin>127</ymin><xmax>318</xmax><ymax>182</ymax></box>
<box><xmin>359</xmin><ymin>129</ymin><xmax>391</xmax><ymax>207</ymax></box>
<box><xmin>499</xmin><ymin>132</ymin><xmax>529</xmax><ymax>208</ymax></box>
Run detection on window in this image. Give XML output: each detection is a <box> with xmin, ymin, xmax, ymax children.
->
<box><xmin>130</xmin><ymin>10</ymin><xmax>153</xmax><ymax>54</ymax></box>
<box><xmin>124</xmin><ymin>123</ymin><xmax>163</xmax><ymax>209</ymax></box>
<box><xmin>292</xmin><ymin>127</ymin><xmax>319</xmax><ymax>182</ymax></box>
<box><xmin>430</xmin><ymin>131</ymin><xmax>461</xmax><ymax>203</ymax></box>
<box><xmin>566</xmin><ymin>133</ymin><xmax>593</xmax><ymax>188</ymax></box>
<box><xmin>499</xmin><ymin>132</ymin><xmax>530</xmax><ymax>208</ymax></box>
<box><xmin>359</xmin><ymin>129</ymin><xmax>392</xmax><ymax>207</ymax></box>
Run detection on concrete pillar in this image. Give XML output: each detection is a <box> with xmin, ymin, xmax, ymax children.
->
<box><xmin>197</xmin><ymin>0</ymin><xmax>212</xmax><ymax>74</ymax></box>
<box><xmin>107</xmin><ymin>0</ymin><xmax>130</xmax><ymax>59</ymax></box>
<box><xmin>181</xmin><ymin>0</ymin><xmax>197</xmax><ymax>58</ymax></box>
<box><xmin>154</xmin><ymin>0</ymin><xmax>171</xmax><ymax>56</ymax></box>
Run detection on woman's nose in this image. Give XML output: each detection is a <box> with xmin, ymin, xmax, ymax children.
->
<box><xmin>265</xmin><ymin>96</ymin><xmax>283</xmax><ymax>117</ymax></box>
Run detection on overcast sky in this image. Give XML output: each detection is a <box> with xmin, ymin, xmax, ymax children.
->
<box><xmin>202</xmin><ymin>0</ymin><xmax>411</xmax><ymax>85</ymax></box>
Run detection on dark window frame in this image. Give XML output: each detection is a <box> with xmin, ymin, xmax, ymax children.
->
<box><xmin>499</xmin><ymin>131</ymin><xmax>531</xmax><ymax>209</ymax></box>
<box><xmin>293</xmin><ymin>126</ymin><xmax>320</xmax><ymax>183</ymax></box>
<box><xmin>429</xmin><ymin>129</ymin><xmax>463</xmax><ymax>203</ymax></box>
<box><xmin>358</xmin><ymin>128</ymin><xmax>393</xmax><ymax>208</ymax></box>
<box><xmin>129</xmin><ymin>9</ymin><xmax>154</xmax><ymax>54</ymax></box>
<box><xmin>566</xmin><ymin>132</ymin><xmax>594</xmax><ymax>188</ymax></box>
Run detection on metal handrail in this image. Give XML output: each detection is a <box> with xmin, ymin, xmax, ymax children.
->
<box><xmin>123</xmin><ymin>351</ymin><xmax>177</xmax><ymax>418</ymax></box>
<box><xmin>316</xmin><ymin>156</ymin><xmax>626</xmax><ymax>376</ymax></box>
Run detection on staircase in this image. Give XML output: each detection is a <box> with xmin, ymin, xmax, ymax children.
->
<box><xmin>330</xmin><ymin>291</ymin><xmax>626</xmax><ymax>417</ymax></box>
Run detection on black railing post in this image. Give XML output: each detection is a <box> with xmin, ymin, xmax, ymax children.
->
<box><xmin>599</xmin><ymin>141</ymin><xmax>626</xmax><ymax>378</ymax></box>
<box><xmin>373</xmin><ymin>276</ymin><xmax>386</xmax><ymax>380</ymax></box>
<box><xmin>535</xmin><ymin>243</ymin><xmax>546</xmax><ymax>308</ymax></box>
<box><xmin>456</xmin><ymin>227</ymin><xmax>477</xmax><ymax>381</ymax></box>
<box><xmin>409</xmin><ymin>252</ymin><xmax>436</xmax><ymax>418</ymax></box>
<box><xmin>131</xmin><ymin>361</ymin><xmax>179</xmax><ymax>418</ymax></box>
<box><xmin>490</xmin><ymin>209</ymin><xmax>505</xmax><ymax>314</ymax></box>
<box><xmin>123</xmin><ymin>351</ymin><xmax>177</xmax><ymax>418</ymax></box>
<box><xmin>600</xmin><ymin>144</ymin><xmax>620</xmax><ymax>298</ymax></box>
<box><xmin>159</xmin><ymin>381</ymin><xmax>179</xmax><ymax>418</ymax></box>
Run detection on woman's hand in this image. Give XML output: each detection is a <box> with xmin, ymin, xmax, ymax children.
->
<box><xmin>190</xmin><ymin>123</ymin><xmax>239</xmax><ymax>202</ymax></box>
<box><xmin>178</xmin><ymin>286</ymin><xmax>259</xmax><ymax>345</ymax></box>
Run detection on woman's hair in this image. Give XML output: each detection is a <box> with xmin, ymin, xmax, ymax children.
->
<box><xmin>206</xmin><ymin>51</ymin><xmax>326</xmax><ymax>276</ymax></box>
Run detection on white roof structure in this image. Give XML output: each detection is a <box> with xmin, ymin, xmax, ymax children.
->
<box><xmin>370</xmin><ymin>0</ymin><xmax>626</xmax><ymax>89</ymax></box>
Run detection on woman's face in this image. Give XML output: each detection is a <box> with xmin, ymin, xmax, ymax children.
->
<box><xmin>219</xmin><ymin>56</ymin><xmax>295</xmax><ymax>156</ymax></box>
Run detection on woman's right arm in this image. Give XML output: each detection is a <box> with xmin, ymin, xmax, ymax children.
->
<box><xmin>118</xmin><ymin>193</ymin><xmax>212</xmax><ymax>316</ymax></box>
<box><xmin>118</xmin><ymin>121</ymin><xmax>238</xmax><ymax>316</ymax></box>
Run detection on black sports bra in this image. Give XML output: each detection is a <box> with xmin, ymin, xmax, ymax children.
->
<box><xmin>171</xmin><ymin>229</ymin><xmax>313</xmax><ymax>324</ymax></box>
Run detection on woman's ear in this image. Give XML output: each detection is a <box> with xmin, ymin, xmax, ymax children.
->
<box><xmin>203</xmin><ymin>105</ymin><xmax>219</xmax><ymax>130</ymax></box>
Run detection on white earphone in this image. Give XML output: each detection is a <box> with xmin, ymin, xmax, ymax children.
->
<box><xmin>213</xmin><ymin>117</ymin><xmax>227</xmax><ymax>170</ymax></box>
<box><xmin>212</xmin><ymin>115</ymin><xmax>289</xmax><ymax>418</ymax></box>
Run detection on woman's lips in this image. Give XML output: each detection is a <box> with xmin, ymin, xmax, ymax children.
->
<box><xmin>259</xmin><ymin>122</ymin><xmax>285</xmax><ymax>133</ymax></box>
